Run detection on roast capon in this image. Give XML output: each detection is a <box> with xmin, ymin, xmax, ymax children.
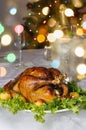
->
<box><xmin>3</xmin><ymin>67</ymin><xmax>69</xmax><ymax>104</ymax></box>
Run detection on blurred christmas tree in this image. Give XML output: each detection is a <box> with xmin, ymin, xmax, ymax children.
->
<box><xmin>22</xmin><ymin>0</ymin><xmax>86</xmax><ymax>49</ymax></box>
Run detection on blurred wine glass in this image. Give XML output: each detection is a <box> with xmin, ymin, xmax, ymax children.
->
<box><xmin>44</xmin><ymin>45</ymin><xmax>52</xmax><ymax>60</ymax></box>
<box><xmin>14</xmin><ymin>24</ymin><xmax>27</xmax><ymax>69</ymax></box>
<box><xmin>14</xmin><ymin>36</ymin><xmax>23</xmax><ymax>68</ymax></box>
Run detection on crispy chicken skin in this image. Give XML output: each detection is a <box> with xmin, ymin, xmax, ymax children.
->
<box><xmin>4</xmin><ymin>67</ymin><xmax>68</xmax><ymax>103</ymax></box>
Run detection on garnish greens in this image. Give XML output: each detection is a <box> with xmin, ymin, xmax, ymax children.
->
<box><xmin>0</xmin><ymin>81</ymin><xmax>86</xmax><ymax>123</ymax></box>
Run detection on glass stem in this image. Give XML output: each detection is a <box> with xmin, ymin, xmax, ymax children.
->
<box><xmin>18</xmin><ymin>34</ymin><xmax>22</xmax><ymax>66</ymax></box>
<box><xmin>19</xmin><ymin>49</ymin><xmax>22</xmax><ymax>66</ymax></box>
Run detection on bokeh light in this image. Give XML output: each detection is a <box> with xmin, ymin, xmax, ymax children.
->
<box><xmin>37</xmin><ymin>34</ymin><xmax>46</xmax><ymax>43</ymax></box>
<box><xmin>38</xmin><ymin>26</ymin><xmax>47</xmax><ymax>35</ymax></box>
<box><xmin>72</xmin><ymin>0</ymin><xmax>83</xmax><ymax>8</ymax></box>
<box><xmin>65</xmin><ymin>8</ymin><xmax>74</xmax><ymax>17</ymax></box>
<box><xmin>0</xmin><ymin>67</ymin><xmax>7</xmax><ymax>77</ymax></box>
<box><xmin>9</xmin><ymin>7</ymin><xmax>17</xmax><ymax>15</ymax></box>
<box><xmin>1</xmin><ymin>34</ymin><xmax>12</xmax><ymax>46</ymax></box>
<box><xmin>14</xmin><ymin>24</ymin><xmax>24</xmax><ymax>35</ymax></box>
<box><xmin>54</xmin><ymin>30</ymin><xmax>64</xmax><ymax>39</ymax></box>
<box><xmin>0</xmin><ymin>22</ymin><xmax>5</xmax><ymax>35</ymax></box>
<box><xmin>74</xmin><ymin>47</ymin><xmax>85</xmax><ymax>57</ymax></box>
<box><xmin>76</xmin><ymin>28</ymin><xmax>84</xmax><ymax>36</ymax></box>
<box><xmin>42</xmin><ymin>6</ymin><xmax>49</xmax><ymax>15</ymax></box>
<box><xmin>47</xmin><ymin>33</ymin><xmax>56</xmax><ymax>42</ymax></box>
<box><xmin>82</xmin><ymin>21</ymin><xmax>86</xmax><ymax>30</ymax></box>
<box><xmin>48</xmin><ymin>18</ymin><xmax>56</xmax><ymax>27</ymax></box>
<box><xmin>6</xmin><ymin>53</ymin><xmax>16</xmax><ymax>63</ymax></box>
<box><xmin>51</xmin><ymin>59</ymin><xmax>60</xmax><ymax>68</ymax></box>
<box><xmin>76</xmin><ymin>64</ymin><xmax>86</xmax><ymax>75</ymax></box>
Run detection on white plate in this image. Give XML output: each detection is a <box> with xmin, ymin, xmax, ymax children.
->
<box><xmin>45</xmin><ymin>109</ymin><xmax>69</xmax><ymax>113</ymax></box>
<box><xmin>25</xmin><ymin>108</ymin><xmax>69</xmax><ymax>114</ymax></box>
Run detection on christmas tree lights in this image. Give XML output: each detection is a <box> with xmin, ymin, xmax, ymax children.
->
<box><xmin>22</xmin><ymin>0</ymin><xmax>86</xmax><ymax>49</ymax></box>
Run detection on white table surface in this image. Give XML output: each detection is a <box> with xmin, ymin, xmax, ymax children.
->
<box><xmin>0</xmin><ymin>49</ymin><xmax>86</xmax><ymax>130</ymax></box>
<box><xmin>0</xmin><ymin>49</ymin><xmax>51</xmax><ymax>86</ymax></box>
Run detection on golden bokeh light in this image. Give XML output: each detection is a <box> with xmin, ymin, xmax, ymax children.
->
<box><xmin>38</xmin><ymin>26</ymin><xmax>48</xmax><ymax>35</ymax></box>
<box><xmin>76</xmin><ymin>28</ymin><xmax>84</xmax><ymax>36</ymax></box>
<box><xmin>0</xmin><ymin>67</ymin><xmax>7</xmax><ymax>77</ymax></box>
<box><xmin>48</xmin><ymin>18</ymin><xmax>56</xmax><ymax>27</ymax></box>
<box><xmin>37</xmin><ymin>34</ymin><xmax>46</xmax><ymax>43</ymax></box>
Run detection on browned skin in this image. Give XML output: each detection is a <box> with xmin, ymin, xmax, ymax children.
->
<box><xmin>4</xmin><ymin>67</ymin><xmax>68</xmax><ymax>103</ymax></box>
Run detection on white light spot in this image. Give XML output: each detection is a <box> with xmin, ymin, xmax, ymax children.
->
<box><xmin>1</xmin><ymin>34</ymin><xmax>12</xmax><ymax>46</ymax></box>
<box><xmin>77</xmin><ymin>64</ymin><xmax>86</xmax><ymax>75</ymax></box>
<box><xmin>65</xmin><ymin>8</ymin><xmax>74</xmax><ymax>17</ymax></box>
<box><xmin>75</xmin><ymin>47</ymin><xmax>85</xmax><ymax>57</ymax></box>
<box><xmin>9</xmin><ymin>7</ymin><xmax>17</xmax><ymax>15</ymax></box>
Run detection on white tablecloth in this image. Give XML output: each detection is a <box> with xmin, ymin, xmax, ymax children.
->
<box><xmin>0</xmin><ymin>49</ymin><xmax>86</xmax><ymax>130</ymax></box>
<box><xmin>0</xmin><ymin>49</ymin><xmax>51</xmax><ymax>86</ymax></box>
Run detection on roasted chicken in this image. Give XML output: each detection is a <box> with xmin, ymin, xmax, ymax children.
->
<box><xmin>3</xmin><ymin>67</ymin><xmax>68</xmax><ymax>104</ymax></box>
